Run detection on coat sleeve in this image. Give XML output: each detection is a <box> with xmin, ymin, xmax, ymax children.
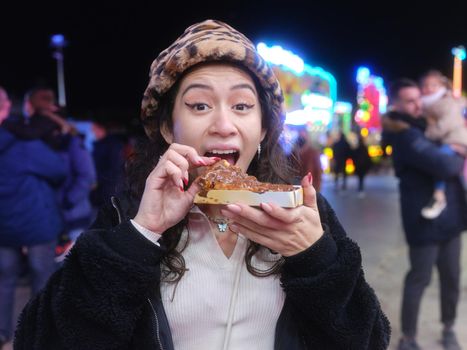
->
<box><xmin>396</xmin><ymin>128</ymin><xmax>464</xmax><ymax>180</ymax></box>
<box><xmin>280</xmin><ymin>194</ymin><xmax>391</xmax><ymax>349</ymax></box>
<box><xmin>14</xmin><ymin>205</ymin><xmax>165</xmax><ymax>350</ymax></box>
<box><xmin>25</xmin><ymin>140</ymin><xmax>67</xmax><ymax>186</ymax></box>
<box><xmin>63</xmin><ymin>136</ymin><xmax>97</xmax><ymax>207</ymax></box>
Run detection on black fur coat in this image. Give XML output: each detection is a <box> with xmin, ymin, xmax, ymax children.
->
<box><xmin>14</xmin><ymin>193</ymin><xmax>390</xmax><ymax>349</ymax></box>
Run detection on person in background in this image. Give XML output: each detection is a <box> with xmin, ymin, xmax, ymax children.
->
<box><xmin>331</xmin><ymin>130</ymin><xmax>351</xmax><ymax>192</ymax></box>
<box><xmin>418</xmin><ymin>70</ymin><xmax>467</xmax><ymax>219</ymax></box>
<box><xmin>15</xmin><ymin>20</ymin><xmax>390</xmax><ymax>349</ymax></box>
<box><xmin>291</xmin><ymin>129</ymin><xmax>322</xmax><ymax>191</ymax></box>
<box><xmin>5</xmin><ymin>87</ymin><xmax>96</xmax><ymax>262</ymax></box>
<box><xmin>382</xmin><ymin>78</ymin><xmax>466</xmax><ymax>350</ymax></box>
<box><xmin>90</xmin><ymin>120</ymin><xmax>128</xmax><ymax>211</ymax></box>
<box><xmin>352</xmin><ymin>133</ymin><xmax>372</xmax><ymax>198</ymax></box>
<box><xmin>0</xmin><ymin>87</ymin><xmax>67</xmax><ymax>349</ymax></box>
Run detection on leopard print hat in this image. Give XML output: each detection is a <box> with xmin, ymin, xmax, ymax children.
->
<box><xmin>141</xmin><ymin>19</ymin><xmax>284</xmax><ymax>138</ymax></box>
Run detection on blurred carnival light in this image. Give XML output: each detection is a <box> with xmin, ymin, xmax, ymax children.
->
<box><xmin>50</xmin><ymin>34</ymin><xmax>67</xmax><ymax>107</ymax></box>
<box><xmin>451</xmin><ymin>46</ymin><xmax>465</xmax><ymax>98</ymax></box>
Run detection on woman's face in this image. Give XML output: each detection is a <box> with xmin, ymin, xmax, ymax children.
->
<box><xmin>164</xmin><ymin>64</ymin><xmax>266</xmax><ymax>173</ymax></box>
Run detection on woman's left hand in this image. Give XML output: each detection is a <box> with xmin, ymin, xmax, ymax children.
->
<box><xmin>220</xmin><ymin>173</ymin><xmax>323</xmax><ymax>257</ymax></box>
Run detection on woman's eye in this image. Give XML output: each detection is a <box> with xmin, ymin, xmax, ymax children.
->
<box><xmin>234</xmin><ymin>103</ymin><xmax>254</xmax><ymax>111</ymax></box>
<box><xmin>185</xmin><ymin>102</ymin><xmax>210</xmax><ymax>111</ymax></box>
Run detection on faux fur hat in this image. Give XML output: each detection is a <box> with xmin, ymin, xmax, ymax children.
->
<box><xmin>141</xmin><ymin>19</ymin><xmax>284</xmax><ymax>138</ymax></box>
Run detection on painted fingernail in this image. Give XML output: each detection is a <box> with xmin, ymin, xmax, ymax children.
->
<box><xmin>210</xmin><ymin>157</ymin><xmax>222</xmax><ymax>161</ymax></box>
<box><xmin>226</xmin><ymin>204</ymin><xmax>241</xmax><ymax>213</ymax></box>
<box><xmin>307</xmin><ymin>172</ymin><xmax>313</xmax><ymax>185</ymax></box>
<box><xmin>197</xmin><ymin>158</ymin><xmax>207</xmax><ymax>166</ymax></box>
<box><xmin>183</xmin><ymin>177</ymin><xmax>189</xmax><ymax>186</ymax></box>
<box><xmin>179</xmin><ymin>179</ymin><xmax>184</xmax><ymax>192</ymax></box>
<box><xmin>261</xmin><ymin>203</ymin><xmax>272</xmax><ymax>211</ymax></box>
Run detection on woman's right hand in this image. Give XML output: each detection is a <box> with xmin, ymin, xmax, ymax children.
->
<box><xmin>133</xmin><ymin>144</ymin><xmax>218</xmax><ymax>233</ymax></box>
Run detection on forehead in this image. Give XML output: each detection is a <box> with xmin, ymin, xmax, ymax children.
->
<box><xmin>398</xmin><ymin>87</ymin><xmax>421</xmax><ymax>100</ymax></box>
<box><xmin>422</xmin><ymin>75</ymin><xmax>442</xmax><ymax>84</ymax></box>
<box><xmin>179</xmin><ymin>63</ymin><xmax>256</xmax><ymax>89</ymax></box>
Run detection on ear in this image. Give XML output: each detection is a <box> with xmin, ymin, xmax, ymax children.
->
<box><xmin>260</xmin><ymin>128</ymin><xmax>267</xmax><ymax>142</ymax></box>
<box><xmin>160</xmin><ymin>122</ymin><xmax>174</xmax><ymax>144</ymax></box>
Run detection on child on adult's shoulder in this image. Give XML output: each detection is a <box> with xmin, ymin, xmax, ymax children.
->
<box><xmin>419</xmin><ymin>70</ymin><xmax>467</xmax><ymax>219</ymax></box>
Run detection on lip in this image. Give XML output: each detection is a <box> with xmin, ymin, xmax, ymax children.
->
<box><xmin>203</xmin><ymin>145</ymin><xmax>240</xmax><ymax>165</ymax></box>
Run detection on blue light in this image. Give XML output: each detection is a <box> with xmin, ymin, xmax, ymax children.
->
<box><xmin>50</xmin><ymin>34</ymin><xmax>66</xmax><ymax>48</ymax></box>
<box><xmin>452</xmin><ymin>46</ymin><xmax>466</xmax><ymax>61</ymax></box>
<box><xmin>356</xmin><ymin>67</ymin><xmax>370</xmax><ymax>84</ymax></box>
<box><xmin>257</xmin><ymin>42</ymin><xmax>337</xmax><ymax>103</ymax></box>
<box><xmin>379</xmin><ymin>95</ymin><xmax>388</xmax><ymax>114</ymax></box>
<box><xmin>257</xmin><ymin>42</ymin><xmax>304</xmax><ymax>74</ymax></box>
<box><xmin>373</xmin><ymin>77</ymin><xmax>385</xmax><ymax>89</ymax></box>
<box><xmin>334</xmin><ymin>101</ymin><xmax>352</xmax><ymax>114</ymax></box>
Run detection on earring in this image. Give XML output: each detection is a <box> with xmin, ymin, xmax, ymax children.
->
<box><xmin>257</xmin><ymin>144</ymin><xmax>261</xmax><ymax>159</ymax></box>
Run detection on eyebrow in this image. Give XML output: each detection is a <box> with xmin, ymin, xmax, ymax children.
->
<box><xmin>230</xmin><ymin>83</ymin><xmax>257</xmax><ymax>95</ymax></box>
<box><xmin>181</xmin><ymin>84</ymin><xmax>213</xmax><ymax>97</ymax></box>
<box><xmin>181</xmin><ymin>83</ymin><xmax>257</xmax><ymax>97</ymax></box>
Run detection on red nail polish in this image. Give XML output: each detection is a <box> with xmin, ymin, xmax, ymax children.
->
<box><xmin>183</xmin><ymin>177</ymin><xmax>188</xmax><ymax>186</ymax></box>
<box><xmin>180</xmin><ymin>186</ymin><xmax>184</xmax><ymax>192</ymax></box>
<box><xmin>211</xmin><ymin>157</ymin><xmax>221</xmax><ymax>161</ymax></box>
<box><xmin>307</xmin><ymin>172</ymin><xmax>313</xmax><ymax>184</ymax></box>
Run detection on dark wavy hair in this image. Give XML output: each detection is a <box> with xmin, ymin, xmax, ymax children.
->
<box><xmin>126</xmin><ymin>63</ymin><xmax>297</xmax><ymax>282</ymax></box>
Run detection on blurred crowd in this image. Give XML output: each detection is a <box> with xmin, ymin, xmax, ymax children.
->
<box><xmin>0</xmin><ymin>86</ymin><xmax>137</xmax><ymax>346</ymax></box>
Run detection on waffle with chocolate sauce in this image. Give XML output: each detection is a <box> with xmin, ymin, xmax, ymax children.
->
<box><xmin>195</xmin><ymin>160</ymin><xmax>294</xmax><ymax>197</ymax></box>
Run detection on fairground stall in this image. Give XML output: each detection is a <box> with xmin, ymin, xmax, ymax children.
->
<box><xmin>256</xmin><ymin>42</ymin><xmax>352</xmax><ymax>172</ymax></box>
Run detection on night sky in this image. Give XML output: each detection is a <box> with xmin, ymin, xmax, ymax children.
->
<box><xmin>2</xmin><ymin>0</ymin><xmax>467</xmax><ymax>121</ymax></box>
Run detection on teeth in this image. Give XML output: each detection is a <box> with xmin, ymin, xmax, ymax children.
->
<box><xmin>209</xmin><ymin>150</ymin><xmax>237</xmax><ymax>155</ymax></box>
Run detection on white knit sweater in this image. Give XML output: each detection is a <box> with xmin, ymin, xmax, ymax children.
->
<box><xmin>142</xmin><ymin>207</ymin><xmax>286</xmax><ymax>350</ymax></box>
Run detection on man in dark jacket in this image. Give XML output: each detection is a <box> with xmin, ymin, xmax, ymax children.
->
<box><xmin>0</xmin><ymin>87</ymin><xmax>67</xmax><ymax>348</ymax></box>
<box><xmin>382</xmin><ymin>79</ymin><xmax>466</xmax><ymax>350</ymax></box>
<box><xmin>5</xmin><ymin>87</ymin><xmax>96</xmax><ymax>262</ymax></box>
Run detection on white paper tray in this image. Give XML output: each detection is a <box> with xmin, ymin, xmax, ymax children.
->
<box><xmin>194</xmin><ymin>185</ymin><xmax>303</xmax><ymax>208</ymax></box>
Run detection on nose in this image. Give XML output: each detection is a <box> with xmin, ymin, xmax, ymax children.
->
<box><xmin>209</xmin><ymin>107</ymin><xmax>238</xmax><ymax>137</ymax></box>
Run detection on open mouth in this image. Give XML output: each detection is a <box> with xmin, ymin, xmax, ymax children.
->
<box><xmin>204</xmin><ymin>150</ymin><xmax>239</xmax><ymax>165</ymax></box>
